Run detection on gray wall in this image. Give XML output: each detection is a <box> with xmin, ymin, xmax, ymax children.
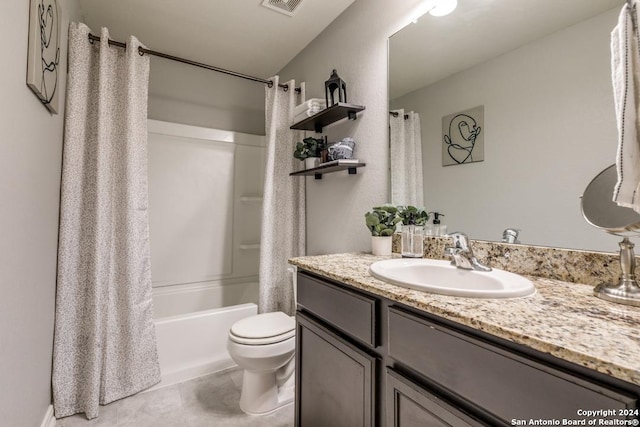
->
<box><xmin>278</xmin><ymin>0</ymin><xmax>423</xmax><ymax>255</ymax></box>
<box><xmin>80</xmin><ymin>11</ymin><xmax>267</xmax><ymax>136</ymax></box>
<box><xmin>147</xmin><ymin>56</ymin><xmax>265</xmax><ymax>135</ymax></box>
<box><xmin>391</xmin><ymin>8</ymin><xmax>620</xmax><ymax>252</ymax></box>
<box><xmin>1</xmin><ymin>0</ymin><xmax>81</xmax><ymax>425</ymax></box>
<box><xmin>0</xmin><ymin>1</ymin><xmax>416</xmax><ymax>422</ymax></box>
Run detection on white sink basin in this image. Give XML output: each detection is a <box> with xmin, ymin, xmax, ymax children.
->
<box><xmin>369</xmin><ymin>258</ymin><xmax>535</xmax><ymax>298</ymax></box>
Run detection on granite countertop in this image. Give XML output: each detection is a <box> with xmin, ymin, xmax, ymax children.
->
<box><xmin>289</xmin><ymin>252</ymin><xmax>640</xmax><ymax>387</ymax></box>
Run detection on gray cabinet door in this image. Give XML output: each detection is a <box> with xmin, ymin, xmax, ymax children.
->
<box><xmin>386</xmin><ymin>368</ymin><xmax>483</xmax><ymax>427</ymax></box>
<box><xmin>295</xmin><ymin>312</ymin><xmax>377</xmax><ymax>427</ymax></box>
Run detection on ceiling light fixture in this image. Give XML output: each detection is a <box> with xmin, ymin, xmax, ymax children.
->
<box><xmin>412</xmin><ymin>0</ymin><xmax>458</xmax><ymax>23</ymax></box>
<box><xmin>429</xmin><ymin>0</ymin><xmax>458</xmax><ymax>17</ymax></box>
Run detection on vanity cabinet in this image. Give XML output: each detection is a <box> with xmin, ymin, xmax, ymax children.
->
<box><xmin>295</xmin><ymin>312</ymin><xmax>376</xmax><ymax>427</ymax></box>
<box><xmin>387</xmin><ymin>307</ymin><xmax>635</xmax><ymax>422</ymax></box>
<box><xmin>385</xmin><ymin>368</ymin><xmax>482</xmax><ymax>426</ymax></box>
<box><xmin>295</xmin><ymin>270</ymin><xmax>639</xmax><ymax>426</ymax></box>
<box><xmin>295</xmin><ymin>272</ymin><xmax>378</xmax><ymax>426</ymax></box>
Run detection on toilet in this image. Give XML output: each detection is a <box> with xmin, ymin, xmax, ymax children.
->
<box><xmin>227</xmin><ymin>311</ymin><xmax>296</xmax><ymax>415</ymax></box>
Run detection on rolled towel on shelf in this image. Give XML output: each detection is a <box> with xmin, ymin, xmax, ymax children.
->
<box><xmin>293</xmin><ymin>98</ymin><xmax>326</xmax><ymax>117</ymax></box>
<box><xmin>293</xmin><ymin>108</ymin><xmax>323</xmax><ymax>124</ymax></box>
<box><xmin>612</xmin><ymin>0</ymin><xmax>640</xmax><ymax>212</ymax></box>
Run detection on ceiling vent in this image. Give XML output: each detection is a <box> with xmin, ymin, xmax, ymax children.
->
<box><xmin>261</xmin><ymin>0</ymin><xmax>302</xmax><ymax>17</ymax></box>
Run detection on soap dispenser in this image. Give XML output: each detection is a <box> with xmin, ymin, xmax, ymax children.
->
<box><xmin>427</xmin><ymin>212</ymin><xmax>446</xmax><ymax>236</ymax></box>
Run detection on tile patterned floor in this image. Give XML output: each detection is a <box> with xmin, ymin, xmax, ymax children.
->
<box><xmin>55</xmin><ymin>369</ymin><xmax>294</xmax><ymax>427</ymax></box>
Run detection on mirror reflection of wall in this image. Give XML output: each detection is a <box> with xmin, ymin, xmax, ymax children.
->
<box><xmin>389</xmin><ymin>0</ymin><xmax>626</xmax><ymax>252</ymax></box>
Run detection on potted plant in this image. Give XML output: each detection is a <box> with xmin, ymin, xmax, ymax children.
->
<box><xmin>294</xmin><ymin>137</ymin><xmax>326</xmax><ymax>169</ymax></box>
<box><xmin>365</xmin><ymin>205</ymin><xmax>401</xmax><ymax>256</ymax></box>
<box><xmin>397</xmin><ymin>206</ymin><xmax>429</xmax><ymax>258</ymax></box>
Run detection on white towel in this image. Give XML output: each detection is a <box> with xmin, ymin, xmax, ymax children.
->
<box><xmin>293</xmin><ymin>98</ymin><xmax>326</xmax><ymax>117</ymax></box>
<box><xmin>293</xmin><ymin>107</ymin><xmax>323</xmax><ymax>124</ymax></box>
<box><xmin>612</xmin><ymin>1</ymin><xmax>640</xmax><ymax>212</ymax></box>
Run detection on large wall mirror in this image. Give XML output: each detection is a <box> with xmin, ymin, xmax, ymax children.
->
<box><xmin>389</xmin><ymin>0</ymin><xmax>625</xmax><ymax>252</ymax></box>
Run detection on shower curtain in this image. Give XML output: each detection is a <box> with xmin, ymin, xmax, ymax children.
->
<box><xmin>260</xmin><ymin>77</ymin><xmax>306</xmax><ymax>315</ymax></box>
<box><xmin>390</xmin><ymin>109</ymin><xmax>424</xmax><ymax>206</ymax></box>
<box><xmin>52</xmin><ymin>24</ymin><xmax>160</xmax><ymax>419</ymax></box>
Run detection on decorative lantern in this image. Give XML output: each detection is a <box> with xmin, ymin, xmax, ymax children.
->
<box><xmin>324</xmin><ymin>69</ymin><xmax>347</xmax><ymax>107</ymax></box>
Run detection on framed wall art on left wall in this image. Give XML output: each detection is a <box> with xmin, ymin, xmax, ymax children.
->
<box><xmin>26</xmin><ymin>0</ymin><xmax>62</xmax><ymax>114</ymax></box>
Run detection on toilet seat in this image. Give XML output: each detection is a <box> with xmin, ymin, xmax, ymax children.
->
<box><xmin>229</xmin><ymin>312</ymin><xmax>295</xmax><ymax>345</ymax></box>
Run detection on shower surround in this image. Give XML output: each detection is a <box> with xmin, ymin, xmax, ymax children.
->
<box><xmin>147</xmin><ymin>119</ymin><xmax>266</xmax><ymax>387</ymax></box>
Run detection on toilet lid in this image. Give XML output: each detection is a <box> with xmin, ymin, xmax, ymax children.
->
<box><xmin>230</xmin><ymin>312</ymin><xmax>295</xmax><ymax>340</ymax></box>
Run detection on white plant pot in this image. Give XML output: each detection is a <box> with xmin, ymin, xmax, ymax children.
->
<box><xmin>305</xmin><ymin>157</ymin><xmax>320</xmax><ymax>169</ymax></box>
<box><xmin>371</xmin><ymin>236</ymin><xmax>392</xmax><ymax>256</ymax></box>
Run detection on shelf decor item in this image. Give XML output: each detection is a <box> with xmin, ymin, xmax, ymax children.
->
<box><xmin>327</xmin><ymin>137</ymin><xmax>355</xmax><ymax>161</ymax></box>
<box><xmin>398</xmin><ymin>206</ymin><xmax>429</xmax><ymax>258</ymax></box>
<box><xmin>324</xmin><ymin>69</ymin><xmax>347</xmax><ymax>107</ymax></box>
<box><xmin>293</xmin><ymin>137</ymin><xmax>326</xmax><ymax>169</ymax></box>
<box><xmin>27</xmin><ymin>0</ymin><xmax>62</xmax><ymax>114</ymax></box>
<box><xmin>365</xmin><ymin>205</ymin><xmax>401</xmax><ymax>256</ymax></box>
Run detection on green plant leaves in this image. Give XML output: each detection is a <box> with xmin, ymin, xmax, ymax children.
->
<box><xmin>293</xmin><ymin>137</ymin><xmax>326</xmax><ymax>160</ymax></box>
<box><xmin>365</xmin><ymin>204</ymin><xmax>430</xmax><ymax>236</ymax></box>
<box><xmin>397</xmin><ymin>205</ymin><xmax>429</xmax><ymax>226</ymax></box>
<box><xmin>365</xmin><ymin>204</ymin><xmax>402</xmax><ymax>236</ymax></box>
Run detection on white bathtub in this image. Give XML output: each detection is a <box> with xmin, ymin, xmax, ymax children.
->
<box><xmin>151</xmin><ymin>282</ymin><xmax>258</xmax><ymax>389</ymax></box>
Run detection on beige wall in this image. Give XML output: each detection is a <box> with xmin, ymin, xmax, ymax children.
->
<box><xmin>278</xmin><ymin>0</ymin><xmax>423</xmax><ymax>255</ymax></box>
<box><xmin>0</xmin><ymin>0</ymin><xmax>81</xmax><ymax>425</ymax></box>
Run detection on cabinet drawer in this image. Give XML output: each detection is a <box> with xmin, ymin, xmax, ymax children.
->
<box><xmin>386</xmin><ymin>368</ymin><xmax>483</xmax><ymax>427</ymax></box>
<box><xmin>297</xmin><ymin>272</ymin><xmax>377</xmax><ymax>347</ymax></box>
<box><xmin>388</xmin><ymin>306</ymin><xmax>636</xmax><ymax>423</ymax></box>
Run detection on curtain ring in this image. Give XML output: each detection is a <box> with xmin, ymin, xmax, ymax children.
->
<box><xmin>283</xmin><ymin>84</ymin><xmax>289</xmax><ymax>92</ymax></box>
<box><xmin>138</xmin><ymin>47</ymin><xmax>145</xmax><ymax>56</ymax></box>
<box><xmin>267</xmin><ymin>80</ymin><xmax>274</xmax><ymax>88</ymax></box>
<box><xmin>88</xmin><ymin>34</ymin><xmax>94</xmax><ymax>44</ymax></box>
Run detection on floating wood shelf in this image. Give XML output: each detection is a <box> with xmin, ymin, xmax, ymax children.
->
<box><xmin>290</xmin><ymin>103</ymin><xmax>365</xmax><ymax>133</ymax></box>
<box><xmin>289</xmin><ymin>161</ymin><xmax>366</xmax><ymax>180</ymax></box>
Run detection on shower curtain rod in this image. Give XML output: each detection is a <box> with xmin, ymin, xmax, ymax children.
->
<box><xmin>88</xmin><ymin>33</ymin><xmax>301</xmax><ymax>93</ymax></box>
<box><xmin>389</xmin><ymin>111</ymin><xmax>409</xmax><ymax>119</ymax></box>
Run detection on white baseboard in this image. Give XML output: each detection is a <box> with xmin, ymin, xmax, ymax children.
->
<box><xmin>40</xmin><ymin>405</ymin><xmax>56</xmax><ymax>427</ymax></box>
<box><xmin>146</xmin><ymin>359</ymin><xmax>238</xmax><ymax>392</ymax></box>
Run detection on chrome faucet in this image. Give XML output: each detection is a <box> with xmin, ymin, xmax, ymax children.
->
<box><xmin>502</xmin><ymin>228</ymin><xmax>520</xmax><ymax>244</ymax></box>
<box><xmin>444</xmin><ymin>232</ymin><xmax>492</xmax><ymax>272</ymax></box>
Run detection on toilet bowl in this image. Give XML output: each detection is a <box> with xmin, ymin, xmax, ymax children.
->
<box><xmin>227</xmin><ymin>311</ymin><xmax>296</xmax><ymax>415</ymax></box>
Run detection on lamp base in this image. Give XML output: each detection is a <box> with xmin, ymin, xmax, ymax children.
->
<box><xmin>594</xmin><ymin>280</ymin><xmax>640</xmax><ymax>307</ymax></box>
